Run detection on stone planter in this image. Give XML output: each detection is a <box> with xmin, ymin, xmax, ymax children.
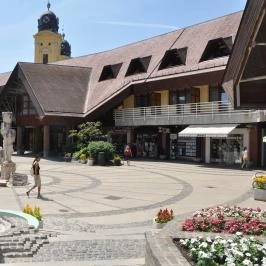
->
<box><xmin>79</xmin><ymin>159</ymin><xmax>87</xmax><ymax>164</ymax></box>
<box><xmin>38</xmin><ymin>220</ymin><xmax>43</xmax><ymax>229</ymax></box>
<box><xmin>254</xmin><ymin>188</ymin><xmax>266</xmax><ymax>201</ymax></box>
<box><xmin>152</xmin><ymin>218</ymin><xmax>166</xmax><ymax>229</ymax></box>
<box><xmin>87</xmin><ymin>159</ymin><xmax>94</xmax><ymax>166</ymax></box>
<box><xmin>114</xmin><ymin>160</ymin><xmax>121</xmax><ymax>166</ymax></box>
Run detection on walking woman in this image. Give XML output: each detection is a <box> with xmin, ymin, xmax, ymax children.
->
<box><xmin>26</xmin><ymin>155</ymin><xmax>42</xmax><ymax>198</ymax></box>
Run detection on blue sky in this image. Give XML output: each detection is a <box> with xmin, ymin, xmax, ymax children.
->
<box><xmin>0</xmin><ymin>0</ymin><xmax>247</xmax><ymax>73</ymax></box>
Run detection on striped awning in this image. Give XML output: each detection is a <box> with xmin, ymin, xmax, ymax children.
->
<box><xmin>178</xmin><ymin>124</ymin><xmax>238</xmax><ymax>138</ymax></box>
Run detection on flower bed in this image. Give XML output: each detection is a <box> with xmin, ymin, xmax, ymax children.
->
<box><xmin>175</xmin><ymin>234</ymin><xmax>266</xmax><ymax>266</ymax></box>
<box><xmin>192</xmin><ymin>206</ymin><xmax>265</xmax><ymax>220</ymax></box>
<box><xmin>182</xmin><ymin>206</ymin><xmax>266</xmax><ymax>236</ymax></box>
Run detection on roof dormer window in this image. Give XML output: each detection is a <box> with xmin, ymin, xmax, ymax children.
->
<box><xmin>199</xmin><ymin>37</ymin><xmax>232</xmax><ymax>62</ymax></box>
<box><xmin>99</xmin><ymin>63</ymin><xmax>122</xmax><ymax>81</ymax></box>
<box><xmin>159</xmin><ymin>47</ymin><xmax>187</xmax><ymax>70</ymax></box>
<box><xmin>125</xmin><ymin>56</ymin><xmax>151</xmax><ymax>76</ymax></box>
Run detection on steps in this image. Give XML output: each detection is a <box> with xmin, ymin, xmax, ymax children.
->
<box><xmin>0</xmin><ymin>216</ymin><xmax>51</xmax><ymax>263</ymax></box>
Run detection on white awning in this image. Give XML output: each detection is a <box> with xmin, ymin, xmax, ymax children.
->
<box><xmin>178</xmin><ymin>124</ymin><xmax>238</xmax><ymax>138</ymax></box>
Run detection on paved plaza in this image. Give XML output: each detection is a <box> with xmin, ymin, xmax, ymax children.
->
<box><xmin>1</xmin><ymin>156</ymin><xmax>265</xmax><ymax>265</ymax></box>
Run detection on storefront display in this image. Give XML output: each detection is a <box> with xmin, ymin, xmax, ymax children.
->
<box><xmin>170</xmin><ymin>134</ymin><xmax>201</xmax><ymax>160</ymax></box>
<box><xmin>210</xmin><ymin>134</ymin><xmax>243</xmax><ymax>164</ymax></box>
<box><xmin>136</xmin><ymin>134</ymin><xmax>159</xmax><ymax>158</ymax></box>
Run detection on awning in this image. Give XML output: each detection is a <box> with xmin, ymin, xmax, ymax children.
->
<box><xmin>178</xmin><ymin>124</ymin><xmax>238</xmax><ymax>138</ymax></box>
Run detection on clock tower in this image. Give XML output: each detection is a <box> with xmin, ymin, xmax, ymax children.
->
<box><xmin>34</xmin><ymin>1</ymin><xmax>71</xmax><ymax>64</ymax></box>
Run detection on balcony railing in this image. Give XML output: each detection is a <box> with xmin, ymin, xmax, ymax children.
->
<box><xmin>114</xmin><ymin>101</ymin><xmax>265</xmax><ymax>126</ymax></box>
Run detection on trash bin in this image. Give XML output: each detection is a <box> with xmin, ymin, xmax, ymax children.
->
<box><xmin>98</xmin><ymin>152</ymin><xmax>106</xmax><ymax>166</ymax></box>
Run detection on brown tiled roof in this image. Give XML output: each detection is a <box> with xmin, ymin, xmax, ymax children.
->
<box><xmin>54</xmin><ymin>11</ymin><xmax>242</xmax><ymax>117</ymax></box>
<box><xmin>18</xmin><ymin>62</ymin><xmax>91</xmax><ymax>115</ymax></box>
<box><xmin>0</xmin><ymin>71</ymin><xmax>11</xmax><ymax>88</ymax></box>
<box><xmin>223</xmin><ymin>0</ymin><xmax>266</xmax><ymax>105</ymax></box>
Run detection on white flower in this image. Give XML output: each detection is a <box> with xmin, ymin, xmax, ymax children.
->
<box><xmin>236</xmin><ymin>231</ymin><xmax>243</xmax><ymax>236</ymax></box>
<box><xmin>191</xmin><ymin>238</ymin><xmax>197</xmax><ymax>244</ymax></box>
<box><xmin>206</xmin><ymin>237</ymin><xmax>212</xmax><ymax>243</ymax></box>
<box><xmin>243</xmin><ymin>259</ymin><xmax>252</xmax><ymax>265</ymax></box>
<box><xmin>199</xmin><ymin>242</ymin><xmax>208</xmax><ymax>248</ymax></box>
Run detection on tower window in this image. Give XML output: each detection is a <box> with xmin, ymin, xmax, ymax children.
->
<box><xmin>159</xmin><ymin>48</ymin><xmax>187</xmax><ymax>70</ymax></box>
<box><xmin>40</xmin><ymin>43</ymin><xmax>43</xmax><ymax>46</ymax></box>
<box><xmin>125</xmin><ymin>56</ymin><xmax>151</xmax><ymax>76</ymax></box>
<box><xmin>99</xmin><ymin>63</ymin><xmax>122</xmax><ymax>81</ymax></box>
<box><xmin>43</xmin><ymin>54</ymin><xmax>48</xmax><ymax>64</ymax></box>
<box><xmin>48</xmin><ymin>42</ymin><xmax>51</xmax><ymax>46</ymax></box>
<box><xmin>199</xmin><ymin>37</ymin><xmax>233</xmax><ymax>62</ymax></box>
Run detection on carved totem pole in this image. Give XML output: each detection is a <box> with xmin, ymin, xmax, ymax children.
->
<box><xmin>0</xmin><ymin>112</ymin><xmax>16</xmax><ymax>181</ymax></box>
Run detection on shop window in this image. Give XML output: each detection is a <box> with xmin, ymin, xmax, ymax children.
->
<box><xmin>159</xmin><ymin>47</ymin><xmax>187</xmax><ymax>70</ymax></box>
<box><xmin>210</xmin><ymin>135</ymin><xmax>243</xmax><ymax>164</ymax></box>
<box><xmin>199</xmin><ymin>37</ymin><xmax>232</xmax><ymax>62</ymax></box>
<box><xmin>99</xmin><ymin>63</ymin><xmax>122</xmax><ymax>81</ymax></box>
<box><xmin>125</xmin><ymin>56</ymin><xmax>151</xmax><ymax>76</ymax></box>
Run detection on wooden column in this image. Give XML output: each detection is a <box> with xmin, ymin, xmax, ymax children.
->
<box><xmin>16</xmin><ymin>126</ymin><xmax>23</xmax><ymax>155</ymax></box>
<box><xmin>43</xmin><ymin>125</ymin><xmax>50</xmax><ymax>158</ymax></box>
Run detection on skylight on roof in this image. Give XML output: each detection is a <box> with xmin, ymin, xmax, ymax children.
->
<box><xmin>125</xmin><ymin>56</ymin><xmax>151</xmax><ymax>76</ymax></box>
<box><xmin>199</xmin><ymin>37</ymin><xmax>232</xmax><ymax>62</ymax></box>
<box><xmin>99</xmin><ymin>63</ymin><xmax>122</xmax><ymax>81</ymax></box>
<box><xmin>158</xmin><ymin>47</ymin><xmax>187</xmax><ymax>70</ymax></box>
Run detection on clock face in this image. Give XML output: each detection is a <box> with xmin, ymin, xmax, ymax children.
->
<box><xmin>42</xmin><ymin>15</ymin><xmax>50</xmax><ymax>23</ymax></box>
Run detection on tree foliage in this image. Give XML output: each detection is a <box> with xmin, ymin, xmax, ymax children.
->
<box><xmin>68</xmin><ymin>121</ymin><xmax>105</xmax><ymax>150</ymax></box>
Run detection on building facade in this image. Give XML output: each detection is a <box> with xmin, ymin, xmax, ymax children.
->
<box><xmin>1</xmin><ymin>6</ymin><xmax>266</xmax><ymax>167</ymax></box>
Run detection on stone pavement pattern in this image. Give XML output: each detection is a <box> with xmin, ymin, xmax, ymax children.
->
<box><xmin>0</xmin><ymin>156</ymin><xmax>265</xmax><ymax>265</ymax></box>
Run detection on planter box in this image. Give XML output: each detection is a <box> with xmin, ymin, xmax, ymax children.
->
<box><xmin>152</xmin><ymin>218</ymin><xmax>166</xmax><ymax>229</ymax></box>
<box><xmin>87</xmin><ymin>159</ymin><xmax>94</xmax><ymax>166</ymax></box>
<box><xmin>254</xmin><ymin>188</ymin><xmax>266</xmax><ymax>201</ymax></box>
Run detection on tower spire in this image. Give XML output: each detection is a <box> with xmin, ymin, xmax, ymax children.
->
<box><xmin>47</xmin><ymin>1</ymin><xmax>51</xmax><ymax>11</ymax></box>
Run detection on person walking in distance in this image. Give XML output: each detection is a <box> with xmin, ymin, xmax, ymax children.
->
<box><xmin>26</xmin><ymin>156</ymin><xmax>42</xmax><ymax>198</ymax></box>
<box><xmin>241</xmin><ymin>147</ymin><xmax>249</xmax><ymax>169</ymax></box>
<box><xmin>124</xmin><ymin>144</ymin><xmax>132</xmax><ymax>166</ymax></box>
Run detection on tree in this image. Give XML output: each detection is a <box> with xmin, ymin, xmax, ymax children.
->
<box><xmin>68</xmin><ymin>121</ymin><xmax>105</xmax><ymax>150</ymax></box>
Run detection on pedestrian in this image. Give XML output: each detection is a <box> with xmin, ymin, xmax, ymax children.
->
<box><xmin>241</xmin><ymin>147</ymin><xmax>249</xmax><ymax>169</ymax></box>
<box><xmin>124</xmin><ymin>144</ymin><xmax>132</xmax><ymax>166</ymax></box>
<box><xmin>26</xmin><ymin>155</ymin><xmax>42</xmax><ymax>198</ymax></box>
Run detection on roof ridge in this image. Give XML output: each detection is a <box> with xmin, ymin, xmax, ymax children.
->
<box><xmin>18</xmin><ymin>61</ymin><xmax>92</xmax><ymax>70</ymax></box>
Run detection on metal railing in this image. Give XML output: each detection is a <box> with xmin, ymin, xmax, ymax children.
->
<box><xmin>114</xmin><ymin>101</ymin><xmax>262</xmax><ymax>126</ymax></box>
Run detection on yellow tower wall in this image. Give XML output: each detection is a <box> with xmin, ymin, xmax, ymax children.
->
<box><xmin>34</xmin><ymin>31</ymin><xmax>70</xmax><ymax>63</ymax></box>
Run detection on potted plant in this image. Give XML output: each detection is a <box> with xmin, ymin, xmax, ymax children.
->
<box><xmin>113</xmin><ymin>154</ymin><xmax>122</xmax><ymax>166</ymax></box>
<box><xmin>152</xmin><ymin>208</ymin><xmax>174</xmax><ymax>229</ymax></box>
<box><xmin>252</xmin><ymin>172</ymin><xmax>266</xmax><ymax>201</ymax></box>
<box><xmin>72</xmin><ymin>151</ymin><xmax>81</xmax><ymax>162</ymax></box>
<box><xmin>87</xmin><ymin>155</ymin><xmax>94</xmax><ymax>166</ymax></box>
<box><xmin>23</xmin><ymin>205</ymin><xmax>43</xmax><ymax>229</ymax></box>
<box><xmin>79</xmin><ymin>153</ymin><xmax>87</xmax><ymax>164</ymax></box>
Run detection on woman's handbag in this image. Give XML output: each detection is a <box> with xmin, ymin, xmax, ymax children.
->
<box><xmin>30</xmin><ymin>167</ymin><xmax>34</xmax><ymax>176</ymax></box>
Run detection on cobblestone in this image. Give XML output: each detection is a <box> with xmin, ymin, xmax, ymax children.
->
<box><xmin>5</xmin><ymin>239</ymin><xmax>145</xmax><ymax>263</ymax></box>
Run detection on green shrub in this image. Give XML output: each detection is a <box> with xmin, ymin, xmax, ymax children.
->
<box><xmin>73</xmin><ymin>151</ymin><xmax>82</xmax><ymax>159</ymax></box>
<box><xmin>79</xmin><ymin>153</ymin><xmax>87</xmax><ymax>160</ymax></box>
<box><xmin>87</xmin><ymin>141</ymin><xmax>115</xmax><ymax>161</ymax></box>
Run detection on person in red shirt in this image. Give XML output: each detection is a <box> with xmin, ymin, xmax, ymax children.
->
<box><xmin>124</xmin><ymin>144</ymin><xmax>132</xmax><ymax>166</ymax></box>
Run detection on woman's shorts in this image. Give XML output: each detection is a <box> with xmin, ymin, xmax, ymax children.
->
<box><xmin>34</xmin><ymin>175</ymin><xmax>41</xmax><ymax>188</ymax></box>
